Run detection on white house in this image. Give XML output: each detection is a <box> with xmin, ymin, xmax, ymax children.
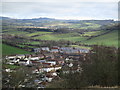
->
<box><xmin>44</xmin><ymin>76</ymin><xmax>53</xmax><ymax>82</ymax></box>
<box><xmin>43</xmin><ymin>67</ymin><xmax>55</xmax><ymax>72</ymax></box>
<box><xmin>46</xmin><ymin>61</ymin><xmax>56</xmax><ymax>65</ymax></box>
<box><xmin>16</xmin><ymin>54</ymin><xmax>25</xmax><ymax>59</ymax></box>
<box><xmin>54</xmin><ymin>66</ymin><xmax>62</xmax><ymax>71</ymax></box>
<box><xmin>65</xmin><ymin>58</ymin><xmax>70</xmax><ymax>61</ymax></box>
<box><xmin>6</xmin><ymin>55</ymin><xmax>16</xmax><ymax>60</ymax></box>
<box><xmin>30</xmin><ymin>56</ymin><xmax>39</xmax><ymax>60</ymax></box>
<box><xmin>41</xmin><ymin>47</ymin><xmax>50</xmax><ymax>51</ymax></box>
<box><xmin>51</xmin><ymin>72</ymin><xmax>57</xmax><ymax>76</ymax></box>
<box><xmin>68</xmin><ymin>63</ymin><xmax>73</xmax><ymax>67</ymax></box>
<box><xmin>25</xmin><ymin>60</ymin><xmax>32</xmax><ymax>66</ymax></box>
<box><xmin>32</xmin><ymin>68</ymin><xmax>43</xmax><ymax>74</ymax></box>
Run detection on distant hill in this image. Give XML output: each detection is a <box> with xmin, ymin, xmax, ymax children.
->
<box><xmin>1</xmin><ymin>16</ymin><xmax>116</xmax><ymax>29</ymax></box>
<box><xmin>0</xmin><ymin>16</ymin><xmax>11</xmax><ymax>20</ymax></box>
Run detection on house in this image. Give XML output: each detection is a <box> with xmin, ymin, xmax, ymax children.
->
<box><xmin>60</xmin><ymin>47</ymin><xmax>79</xmax><ymax>54</ymax></box>
<box><xmin>50</xmin><ymin>49</ymin><xmax>59</xmax><ymax>53</ymax></box>
<box><xmin>46</xmin><ymin>72</ymin><xmax>57</xmax><ymax>77</ymax></box>
<box><xmin>37</xmin><ymin>54</ymin><xmax>45</xmax><ymax>59</ymax></box>
<box><xmin>32</xmin><ymin>68</ymin><xmax>43</xmax><ymax>74</ymax></box>
<box><xmin>54</xmin><ymin>65</ymin><xmax>62</xmax><ymax>71</ymax></box>
<box><xmin>56</xmin><ymin>60</ymin><xmax>65</xmax><ymax>65</ymax></box>
<box><xmin>33</xmin><ymin>48</ymin><xmax>41</xmax><ymax>53</ymax></box>
<box><xmin>51</xmin><ymin>46</ymin><xmax>60</xmax><ymax>49</ymax></box>
<box><xmin>78</xmin><ymin>49</ymin><xmax>89</xmax><ymax>53</ymax></box>
<box><xmin>64</xmin><ymin>49</ymin><xmax>79</xmax><ymax>54</ymax></box>
<box><xmin>30</xmin><ymin>56</ymin><xmax>40</xmax><ymax>60</ymax></box>
<box><xmin>50</xmin><ymin>46</ymin><xmax>60</xmax><ymax>53</ymax></box>
<box><xmin>46</xmin><ymin>60</ymin><xmax>56</xmax><ymax>65</ymax></box>
<box><xmin>42</xmin><ymin>63</ymin><xmax>53</xmax><ymax>67</ymax></box>
<box><xmin>5</xmin><ymin>69</ymin><xmax>13</xmax><ymax>72</ymax></box>
<box><xmin>25</xmin><ymin>54</ymin><xmax>32</xmax><ymax>58</ymax></box>
<box><xmin>42</xmin><ymin>67</ymin><xmax>55</xmax><ymax>72</ymax></box>
<box><xmin>68</xmin><ymin>63</ymin><xmax>73</xmax><ymax>67</ymax></box>
<box><xmin>18</xmin><ymin>60</ymin><xmax>28</xmax><ymax>65</ymax></box>
<box><xmin>16</xmin><ymin>54</ymin><xmax>25</xmax><ymax>59</ymax></box>
<box><xmin>6</xmin><ymin>55</ymin><xmax>17</xmax><ymax>60</ymax></box>
<box><xmin>39</xmin><ymin>60</ymin><xmax>46</xmax><ymax>63</ymax></box>
<box><xmin>26</xmin><ymin>60</ymin><xmax>32</xmax><ymax>66</ymax></box>
<box><xmin>41</xmin><ymin>47</ymin><xmax>50</xmax><ymax>51</ymax></box>
<box><xmin>52</xmin><ymin>72</ymin><xmax>57</xmax><ymax>76</ymax></box>
<box><xmin>31</xmin><ymin>61</ymin><xmax>42</xmax><ymax>66</ymax></box>
<box><xmin>44</xmin><ymin>75</ymin><xmax>54</xmax><ymax>82</ymax></box>
<box><xmin>65</xmin><ymin>58</ymin><xmax>70</xmax><ymax>61</ymax></box>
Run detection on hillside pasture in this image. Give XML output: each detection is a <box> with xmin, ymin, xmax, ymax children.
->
<box><xmin>2</xmin><ymin>44</ymin><xmax>31</xmax><ymax>56</ymax></box>
<box><xmin>33</xmin><ymin>33</ymin><xmax>87</xmax><ymax>42</ymax></box>
<box><xmin>82</xmin><ymin>30</ymin><xmax>106</xmax><ymax>37</ymax></box>
<box><xmin>26</xmin><ymin>31</ymin><xmax>53</xmax><ymax>37</ymax></box>
<box><xmin>82</xmin><ymin>30</ymin><xmax>118</xmax><ymax>47</ymax></box>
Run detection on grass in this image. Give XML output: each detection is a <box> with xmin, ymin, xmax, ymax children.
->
<box><xmin>24</xmin><ymin>41</ymin><xmax>41</xmax><ymax>45</ymax></box>
<box><xmin>83</xmin><ymin>30</ymin><xmax>106</xmax><ymax>36</ymax></box>
<box><xmin>34</xmin><ymin>33</ymin><xmax>87</xmax><ymax>42</ymax></box>
<box><xmin>17</xmin><ymin>44</ymin><xmax>38</xmax><ymax>48</ymax></box>
<box><xmin>79</xmin><ymin>23</ymin><xmax>101</xmax><ymax>30</ymax></box>
<box><xmin>3</xmin><ymin>64</ymin><xmax>20</xmax><ymax>69</ymax></box>
<box><xmin>67</xmin><ymin>23</ymin><xmax>101</xmax><ymax>29</ymax></box>
<box><xmin>2</xmin><ymin>43</ymin><xmax>31</xmax><ymax>56</ymax></box>
<box><xmin>29</xmin><ymin>41</ymin><xmax>41</xmax><ymax>45</ymax></box>
<box><xmin>82</xmin><ymin>30</ymin><xmax>118</xmax><ymax>47</ymax></box>
<box><xmin>3</xmin><ymin>29</ymin><xmax>29</xmax><ymax>35</ymax></box>
<box><xmin>26</xmin><ymin>31</ymin><xmax>52</xmax><ymax>37</ymax></box>
<box><xmin>68</xmin><ymin>24</ymin><xmax>81</xmax><ymax>28</ymax></box>
<box><xmin>70</xmin><ymin>45</ymin><xmax>91</xmax><ymax>49</ymax></box>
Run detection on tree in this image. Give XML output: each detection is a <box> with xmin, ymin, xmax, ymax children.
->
<box><xmin>83</xmin><ymin>45</ymin><xmax>118</xmax><ymax>87</ymax></box>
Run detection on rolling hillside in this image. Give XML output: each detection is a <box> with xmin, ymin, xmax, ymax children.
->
<box><xmin>1</xmin><ymin>16</ymin><xmax>118</xmax><ymax>49</ymax></box>
<box><xmin>82</xmin><ymin>30</ymin><xmax>118</xmax><ymax>47</ymax></box>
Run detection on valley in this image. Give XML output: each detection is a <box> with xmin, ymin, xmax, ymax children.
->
<box><xmin>1</xmin><ymin>17</ymin><xmax>119</xmax><ymax>89</ymax></box>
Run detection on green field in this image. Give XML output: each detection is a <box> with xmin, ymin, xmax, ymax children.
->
<box><xmin>26</xmin><ymin>31</ymin><xmax>52</xmax><ymax>37</ymax></box>
<box><xmin>23</xmin><ymin>41</ymin><xmax>41</xmax><ymax>45</ymax></box>
<box><xmin>3</xmin><ymin>29</ymin><xmax>29</xmax><ymax>35</ymax></box>
<box><xmin>79</xmin><ymin>23</ymin><xmax>101</xmax><ymax>29</ymax></box>
<box><xmin>2</xmin><ymin>26</ymin><xmax>118</xmax><ymax>48</ymax></box>
<box><xmin>82</xmin><ymin>30</ymin><xmax>106</xmax><ymax>36</ymax></box>
<box><xmin>2</xmin><ymin>44</ymin><xmax>31</xmax><ymax>56</ymax></box>
<box><xmin>82</xmin><ymin>30</ymin><xmax>118</xmax><ymax>47</ymax></box>
<box><xmin>70</xmin><ymin>45</ymin><xmax>91</xmax><ymax>49</ymax></box>
<box><xmin>33</xmin><ymin>33</ymin><xmax>87</xmax><ymax>42</ymax></box>
<box><xmin>28</xmin><ymin>30</ymin><xmax>118</xmax><ymax>47</ymax></box>
<box><xmin>3</xmin><ymin>64</ymin><xmax>20</xmax><ymax>69</ymax></box>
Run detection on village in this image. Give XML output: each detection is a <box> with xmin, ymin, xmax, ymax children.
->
<box><xmin>3</xmin><ymin>46</ymin><xmax>90</xmax><ymax>88</ymax></box>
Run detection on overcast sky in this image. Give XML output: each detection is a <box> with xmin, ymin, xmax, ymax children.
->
<box><xmin>1</xmin><ymin>0</ymin><xmax>119</xmax><ymax>20</ymax></box>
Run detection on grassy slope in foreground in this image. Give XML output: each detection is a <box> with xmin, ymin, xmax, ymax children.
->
<box><xmin>2</xmin><ymin>43</ymin><xmax>31</xmax><ymax>56</ymax></box>
<box><xmin>82</xmin><ymin>30</ymin><xmax>118</xmax><ymax>47</ymax></box>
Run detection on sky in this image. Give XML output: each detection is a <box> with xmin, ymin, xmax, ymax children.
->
<box><xmin>0</xmin><ymin>0</ymin><xmax>119</xmax><ymax>20</ymax></box>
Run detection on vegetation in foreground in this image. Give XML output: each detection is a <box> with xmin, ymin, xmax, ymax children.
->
<box><xmin>47</xmin><ymin>45</ymin><xmax>118</xmax><ymax>88</ymax></box>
